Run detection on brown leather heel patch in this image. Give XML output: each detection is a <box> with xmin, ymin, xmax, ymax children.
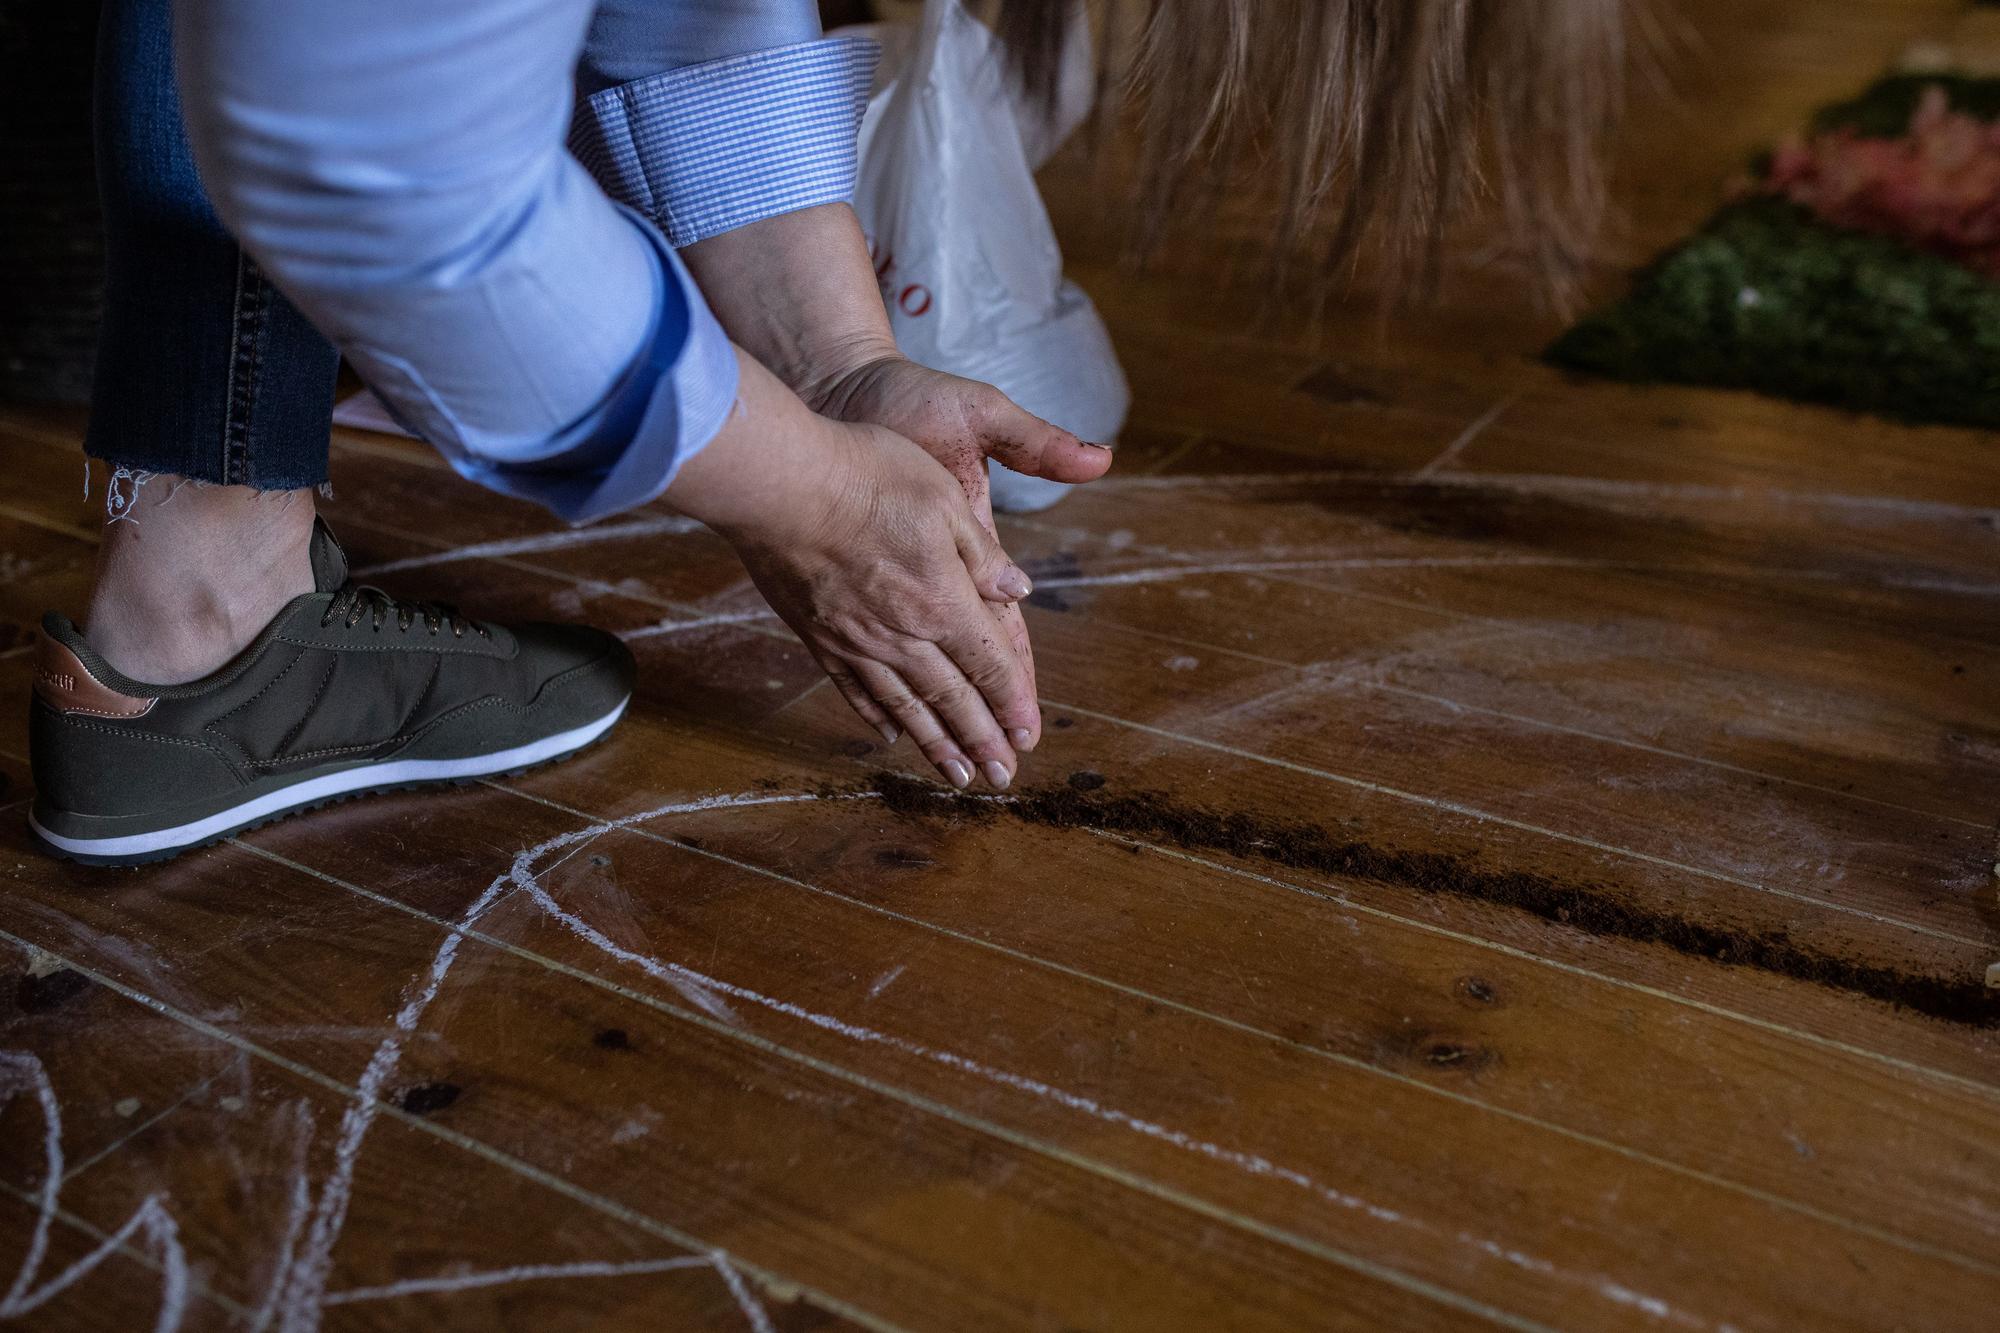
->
<box><xmin>34</xmin><ymin>635</ymin><xmax>157</xmax><ymax>719</ymax></box>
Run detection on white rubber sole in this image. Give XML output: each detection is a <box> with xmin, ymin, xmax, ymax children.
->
<box><xmin>31</xmin><ymin>696</ymin><xmax>628</xmax><ymax>862</ymax></box>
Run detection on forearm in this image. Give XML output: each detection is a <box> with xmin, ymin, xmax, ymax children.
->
<box><xmin>679</xmin><ymin>203</ymin><xmax>898</xmax><ymax>406</ymax></box>
<box><xmin>664</xmin><ymin>346</ymin><xmax>848</xmax><ymax>541</ymax></box>
<box><xmin>568</xmin><ymin>2</ymin><xmax>886</xmax><ymax>400</ymax></box>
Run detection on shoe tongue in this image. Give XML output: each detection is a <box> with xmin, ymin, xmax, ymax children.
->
<box><xmin>308</xmin><ymin>517</ymin><xmax>350</xmax><ymax>592</ymax></box>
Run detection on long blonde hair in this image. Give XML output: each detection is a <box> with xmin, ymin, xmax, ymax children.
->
<box><xmin>990</xmin><ymin>0</ymin><xmax>1639</xmax><ymax>305</ymax></box>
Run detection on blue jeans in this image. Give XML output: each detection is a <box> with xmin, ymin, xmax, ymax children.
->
<box><xmin>90</xmin><ymin>0</ymin><xmax>840</xmax><ymax>514</ymax></box>
<box><xmin>88</xmin><ymin>0</ymin><xmax>340</xmax><ymax>490</ymax></box>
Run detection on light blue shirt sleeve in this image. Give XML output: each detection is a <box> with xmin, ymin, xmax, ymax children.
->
<box><xmin>435</xmin><ymin>208</ymin><xmax>744</xmax><ymax>526</ymax></box>
<box><xmin>173</xmin><ymin>0</ymin><xmax>876</xmax><ymax>525</ymax></box>
<box><xmin>402</xmin><ymin>16</ymin><xmax>881</xmax><ymax>522</ymax></box>
<box><xmin>578</xmin><ymin>0</ymin><xmax>826</xmax><ymax>96</ymax></box>
<box><xmin>528</xmin><ymin>18</ymin><xmax>878</xmax><ymax>520</ymax></box>
<box><xmin>572</xmin><ymin>35</ymin><xmax>880</xmax><ymax>248</ymax></box>
<box><xmin>542</xmin><ymin>9</ymin><xmax>878</xmax><ymax>518</ymax></box>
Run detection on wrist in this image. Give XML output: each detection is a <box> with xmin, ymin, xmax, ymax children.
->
<box><xmin>794</xmin><ymin>344</ymin><xmax>906</xmax><ymax>420</ymax></box>
<box><xmin>678</xmin><ymin>204</ymin><xmax>902</xmax><ymax>406</ymax></box>
<box><xmin>664</xmin><ymin>348</ymin><xmax>856</xmax><ymax>545</ymax></box>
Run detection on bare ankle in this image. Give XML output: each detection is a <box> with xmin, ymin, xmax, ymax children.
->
<box><xmin>82</xmin><ymin>473</ymin><xmax>318</xmax><ymax>684</ymax></box>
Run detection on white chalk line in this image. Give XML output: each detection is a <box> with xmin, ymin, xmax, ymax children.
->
<box><xmin>521</xmin><ymin>811</ymin><xmax>1421</xmax><ymax>1222</ymax></box>
<box><xmin>1037</xmin><ymin>555</ymin><xmax>1625</xmax><ymax>589</ymax></box>
<box><xmin>1100</xmin><ymin>464</ymin><xmax>2000</xmax><ymax>526</ymax></box>
<box><xmin>24</xmin><ymin>773</ymin><xmax>1992</xmax><ymax>1333</ymax></box>
<box><xmin>0</xmin><ymin>1177</ymin><xmax>246</xmax><ymax>1325</ymax></box>
<box><xmin>0</xmin><ymin>1052</ymin><xmax>191</xmax><ymax>1333</ymax></box>
<box><xmin>622</xmin><ymin>609</ymin><xmax>777</xmax><ymax>641</ymax></box>
<box><xmin>352</xmin><ymin>514</ymin><xmax>702</xmax><ymax>578</ymax></box>
<box><xmin>10</xmin><ymin>440</ymin><xmax>1983</xmax><ymax>1317</ymax></box>
<box><xmin>607</xmin><ymin>559</ymin><xmax>1598</xmax><ymax>639</ymax></box>
<box><xmin>1366</xmin><ymin>681</ymin><xmax>1993</xmax><ymax>831</ymax></box>
<box><xmin>327</xmin><ymin>511</ymin><xmax>806</xmax><ymax>660</ymax></box>
<box><xmin>271</xmin><ymin>873</ymin><xmax>509</xmax><ymax>1332</ymax></box>
<box><xmin>709</xmin><ymin>1251</ymin><xmax>779</xmax><ymax>1333</ymax></box>
<box><xmin>248</xmin><ymin>1102</ymin><xmax>317</xmax><ymax>1333</ymax></box>
<box><xmin>321</xmin><ymin>1255</ymin><xmax>711</xmax><ymax>1305</ymax></box>
<box><xmin>1043</xmin><ymin>698</ymin><xmax>1995</xmax><ymax>952</ymax></box>
<box><xmin>1414</xmin><ymin>394</ymin><xmax>1519</xmax><ymax>478</ymax></box>
<box><xmin>0</xmin><ymin>799</ymin><xmax>830</xmax><ymax>1333</ymax></box>
<box><xmin>1037</xmin><ymin>552</ymin><xmax>2000</xmax><ymax>599</ymax></box>
<box><xmin>262</xmin><ymin>791</ymin><xmax>821</xmax><ymax>1333</ymax></box>
<box><xmin>1035</xmin><ymin>602</ymin><xmax>1991</xmax><ymax>833</ymax></box>
<box><xmin>0</xmin><ymin>1052</ymin><xmax>61</xmax><ymax>1315</ymax></box>
<box><xmin>1002</xmin><ymin>508</ymin><xmax>2000</xmax><ymax>844</ymax></box>
<box><xmin>1008</xmin><ymin>510</ymin><xmax>2000</xmax><ymax>676</ymax></box>
<box><xmin>280</xmin><ymin>791</ymin><xmax>1708</xmax><ymax>1330</ymax></box>
<box><xmin>0</xmin><ymin>925</ymin><xmax>908</xmax><ymax>1333</ymax></box>
<box><xmin>334</xmin><ymin>485</ymin><xmax>2000</xmax><ymax>888</ymax></box>
<box><xmin>611</xmin><ymin>558</ymin><xmax>1647</xmax><ymax>645</ymax></box>
<box><xmin>519</xmin><ymin>777</ymin><xmax>2000</xmax><ymax>1280</ymax></box>
<box><xmin>1120</xmin><ymin>831</ymin><xmax>2000</xmax><ymax>1104</ymax></box>
<box><xmin>238</xmin><ymin>813</ymin><xmax>1565</xmax><ymax>1332</ymax></box>
<box><xmin>527</xmin><ymin>852</ymin><xmax>1405</xmax><ymax>1232</ymax></box>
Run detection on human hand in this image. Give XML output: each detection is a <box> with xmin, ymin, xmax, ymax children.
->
<box><xmin>667</xmin><ymin>350</ymin><xmax>1039</xmax><ymax>790</ymax></box>
<box><xmin>805</xmin><ymin>353</ymin><xmax>1113</xmax><ymax>746</ymax></box>
<box><xmin>804</xmin><ymin>353</ymin><xmax>1115</xmax><ymax>502</ymax></box>
<box><xmin>681</xmin><ymin>208</ymin><xmax>1114</xmax><ymax>756</ymax></box>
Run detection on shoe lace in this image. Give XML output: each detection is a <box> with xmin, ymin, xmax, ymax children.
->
<box><xmin>321</xmin><ymin>584</ymin><xmax>491</xmax><ymax>639</ymax></box>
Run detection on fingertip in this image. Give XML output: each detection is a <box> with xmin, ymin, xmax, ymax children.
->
<box><xmin>1040</xmin><ymin>436</ymin><xmax>1116</xmax><ymax>485</ymax></box>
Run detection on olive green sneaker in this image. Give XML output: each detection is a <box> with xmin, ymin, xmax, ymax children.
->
<box><xmin>29</xmin><ymin>519</ymin><xmax>633</xmax><ymax>865</ymax></box>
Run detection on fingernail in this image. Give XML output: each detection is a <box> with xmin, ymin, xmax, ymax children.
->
<box><xmin>1084</xmin><ymin>440</ymin><xmax>1115</xmax><ymax>451</ymax></box>
<box><xmin>876</xmin><ymin>723</ymin><xmax>901</xmax><ymax>744</ymax></box>
<box><xmin>1008</xmin><ymin>727</ymin><xmax>1034</xmax><ymax>752</ymax></box>
<box><xmin>981</xmin><ymin>760</ymin><xmax>1012</xmax><ymax>791</ymax></box>
<box><xmin>996</xmin><ymin>567</ymin><xmax>1033</xmax><ymax>600</ymax></box>
<box><xmin>941</xmin><ymin>758</ymin><xmax>973</xmax><ymax>789</ymax></box>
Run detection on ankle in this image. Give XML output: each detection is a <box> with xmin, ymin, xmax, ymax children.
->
<box><xmin>82</xmin><ymin>475</ymin><xmax>317</xmax><ymax>684</ymax></box>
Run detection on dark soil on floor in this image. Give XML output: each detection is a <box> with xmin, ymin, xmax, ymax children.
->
<box><xmin>854</xmin><ymin>772</ymin><xmax>1997</xmax><ymax>1027</ymax></box>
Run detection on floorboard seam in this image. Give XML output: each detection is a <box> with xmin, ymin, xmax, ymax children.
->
<box><xmin>487</xmin><ymin>779</ymin><xmax>2000</xmax><ymax>1277</ymax></box>
<box><xmin>203</xmin><ymin>839</ymin><xmax>1569</xmax><ymax>1333</ymax></box>
<box><xmin>0</xmin><ymin>925</ymin><xmax>911</xmax><ymax>1333</ymax></box>
<box><xmin>1047</xmin><ymin>699</ymin><xmax>1994</xmax><ymax>951</ymax></box>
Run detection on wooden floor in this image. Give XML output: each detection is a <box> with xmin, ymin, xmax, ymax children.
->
<box><xmin>5</xmin><ymin>2</ymin><xmax>2000</xmax><ymax>1329</ymax></box>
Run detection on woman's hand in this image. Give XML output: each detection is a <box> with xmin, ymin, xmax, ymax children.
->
<box><xmin>803</xmin><ymin>353</ymin><xmax>1114</xmax><ymax>500</ymax></box>
<box><xmin>667</xmin><ymin>350</ymin><xmax>1040</xmax><ymax>790</ymax></box>
<box><xmin>680</xmin><ymin>205</ymin><xmax>1115</xmax><ymax>756</ymax></box>
<box><xmin>803</xmin><ymin>353</ymin><xmax>1113</xmax><ymax>749</ymax></box>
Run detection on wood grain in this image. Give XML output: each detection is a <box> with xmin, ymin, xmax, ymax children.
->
<box><xmin>3</xmin><ymin>0</ymin><xmax>1997</xmax><ymax>1326</ymax></box>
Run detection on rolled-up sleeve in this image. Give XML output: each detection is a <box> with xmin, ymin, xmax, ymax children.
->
<box><xmin>571</xmin><ymin>34</ymin><xmax>879</xmax><ymax>248</ymax></box>
<box><xmin>445</xmin><ymin>207</ymin><xmax>742</xmax><ymax>525</ymax></box>
<box><xmin>174</xmin><ymin>0</ymin><xmax>873</xmax><ymax>525</ymax></box>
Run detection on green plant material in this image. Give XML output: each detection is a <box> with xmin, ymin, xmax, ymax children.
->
<box><xmin>1809</xmin><ymin>73</ymin><xmax>2000</xmax><ymax>137</ymax></box>
<box><xmin>1546</xmin><ymin>199</ymin><xmax>2000</xmax><ymax>430</ymax></box>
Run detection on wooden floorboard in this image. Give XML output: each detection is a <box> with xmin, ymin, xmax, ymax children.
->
<box><xmin>6</xmin><ymin>0</ymin><xmax>2000</xmax><ymax>1327</ymax></box>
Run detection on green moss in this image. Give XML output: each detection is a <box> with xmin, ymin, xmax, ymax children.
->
<box><xmin>1546</xmin><ymin>199</ymin><xmax>2000</xmax><ymax>430</ymax></box>
<box><xmin>1809</xmin><ymin>73</ymin><xmax>2000</xmax><ymax>137</ymax></box>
